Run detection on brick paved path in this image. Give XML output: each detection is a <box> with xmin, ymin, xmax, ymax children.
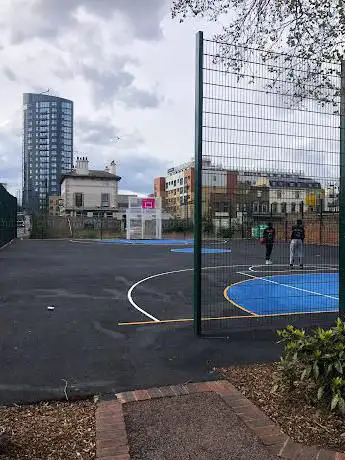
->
<box><xmin>96</xmin><ymin>380</ymin><xmax>345</xmax><ymax>460</ymax></box>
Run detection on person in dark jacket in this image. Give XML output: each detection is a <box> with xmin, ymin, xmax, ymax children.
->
<box><xmin>263</xmin><ymin>222</ymin><xmax>275</xmax><ymax>265</ymax></box>
<box><xmin>290</xmin><ymin>219</ymin><xmax>305</xmax><ymax>268</ymax></box>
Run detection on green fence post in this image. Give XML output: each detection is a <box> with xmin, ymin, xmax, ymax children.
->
<box><xmin>340</xmin><ymin>61</ymin><xmax>345</xmax><ymax>320</ymax></box>
<box><xmin>194</xmin><ymin>31</ymin><xmax>204</xmax><ymax>336</ymax></box>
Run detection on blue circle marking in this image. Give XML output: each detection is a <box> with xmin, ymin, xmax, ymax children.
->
<box><xmin>171</xmin><ymin>248</ymin><xmax>232</xmax><ymax>254</ymax></box>
<box><xmin>225</xmin><ymin>272</ymin><xmax>338</xmax><ymax>315</ymax></box>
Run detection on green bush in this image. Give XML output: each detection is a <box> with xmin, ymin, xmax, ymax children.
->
<box><xmin>81</xmin><ymin>229</ymin><xmax>98</xmax><ymax>239</ymax></box>
<box><xmin>275</xmin><ymin>319</ymin><xmax>345</xmax><ymax>413</ymax></box>
<box><xmin>163</xmin><ymin>220</ymin><xmax>193</xmax><ymax>234</ymax></box>
<box><xmin>217</xmin><ymin>227</ymin><xmax>233</xmax><ymax>239</ymax></box>
<box><xmin>202</xmin><ymin>218</ymin><xmax>214</xmax><ymax>234</ymax></box>
<box><xmin>30</xmin><ymin>216</ymin><xmax>48</xmax><ymax>239</ymax></box>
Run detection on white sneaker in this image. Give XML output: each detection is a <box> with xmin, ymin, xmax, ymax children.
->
<box><xmin>266</xmin><ymin>260</ymin><xmax>272</xmax><ymax>265</ymax></box>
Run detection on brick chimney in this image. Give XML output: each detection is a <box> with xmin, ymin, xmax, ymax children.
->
<box><xmin>75</xmin><ymin>156</ymin><xmax>89</xmax><ymax>175</ymax></box>
<box><xmin>110</xmin><ymin>160</ymin><xmax>116</xmax><ymax>175</ymax></box>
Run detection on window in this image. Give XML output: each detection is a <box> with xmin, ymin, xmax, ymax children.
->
<box><xmin>281</xmin><ymin>202</ymin><xmax>287</xmax><ymax>213</ymax></box>
<box><xmin>276</xmin><ymin>190</ymin><xmax>282</xmax><ymax>199</ymax></box>
<box><xmin>295</xmin><ymin>191</ymin><xmax>300</xmax><ymax>199</ymax></box>
<box><xmin>101</xmin><ymin>193</ymin><xmax>110</xmax><ymax>208</ymax></box>
<box><xmin>271</xmin><ymin>202</ymin><xmax>278</xmax><ymax>213</ymax></box>
<box><xmin>75</xmin><ymin>193</ymin><xmax>83</xmax><ymax>208</ymax></box>
<box><xmin>291</xmin><ymin>203</ymin><xmax>296</xmax><ymax>213</ymax></box>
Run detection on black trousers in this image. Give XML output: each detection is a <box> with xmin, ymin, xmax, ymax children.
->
<box><xmin>266</xmin><ymin>242</ymin><xmax>273</xmax><ymax>260</ymax></box>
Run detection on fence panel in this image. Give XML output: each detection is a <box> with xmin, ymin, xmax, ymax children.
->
<box><xmin>0</xmin><ymin>185</ymin><xmax>17</xmax><ymax>247</ymax></box>
<box><xmin>30</xmin><ymin>215</ymin><xmax>124</xmax><ymax>239</ymax></box>
<box><xmin>194</xmin><ymin>32</ymin><xmax>341</xmax><ymax>335</ymax></box>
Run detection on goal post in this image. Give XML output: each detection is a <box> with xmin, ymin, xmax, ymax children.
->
<box><xmin>126</xmin><ymin>197</ymin><xmax>162</xmax><ymax>240</ymax></box>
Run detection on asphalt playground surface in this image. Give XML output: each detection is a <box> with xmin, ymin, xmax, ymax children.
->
<box><xmin>0</xmin><ymin>239</ymin><xmax>338</xmax><ymax>405</ymax></box>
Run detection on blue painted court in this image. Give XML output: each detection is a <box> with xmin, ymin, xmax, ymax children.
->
<box><xmin>171</xmin><ymin>248</ymin><xmax>232</xmax><ymax>254</ymax></box>
<box><xmin>96</xmin><ymin>239</ymin><xmax>194</xmax><ymax>245</ymax></box>
<box><xmin>225</xmin><ymin>273</ymin><xmax>339</xmax><ymax>316</ymax></box>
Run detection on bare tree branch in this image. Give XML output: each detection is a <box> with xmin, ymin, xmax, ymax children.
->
<box><xmin>171</xmin><ymin>0</ymin><xmax>345</xmax><ymax>103</ymax></box>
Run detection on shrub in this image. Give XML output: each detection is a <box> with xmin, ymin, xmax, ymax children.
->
<box><xmin>275</xmin><ymin>319</ymin><xmax>345</xmax><ymax>413</ymax></box>
<box><xmin>163</xmin><ymin>219</ymin><xmax>193</xmax><ymax>234</ymax></box>
<box><xmin>217</xmin><ymin>227</ymin><xmax>233</xmax><ymax>239</ymax></box>
<box><xmin>81</xmin><ymin>229</ymin><xmax>98</xmax><ymax>239</ymax></box>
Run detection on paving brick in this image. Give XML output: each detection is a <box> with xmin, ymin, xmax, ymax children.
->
<box><xmin>98</xmin><ymin>456</ymin><xmax>130</xmax><ymax>460</ymax></box>
<box><xmin>267</xmin><ymin>443</ymin><xmax>285</xmax><ymax>456</ymax></box>
<box><xmin>245</xmin><ymin>417</ymin><xmax>275</xmax><ymax>428</ymax></box>
<box><xmin>206</xmin><ymin>381</ymin><xmax>224</xmax><ymax>392</ymax></box>
<box><xmin>158</xmin><ymin>386</ymin><xmax>177</xmax><ymax>397</ymax></box>
<box><xmin>260</xmin><ymin>433</ymin><xmax>289</xmax><ymax>447</ymax></box>
<box><xmin>147</xmin><ymin>387</ymin><xmax>164</xmax><ymax>399</ymax></box>
<box><xmin>335</xmin><ymin>453</ymin><xmax>345</xmax><ymax>460</ymax></box>
<box><xmin>169</xmin><ymin>385</ymin><xmax>180</xmax><ymax>396</ymax></box>
<box><xmin>116</xmin><ymin>391</ymin><xmax>136</xmax><ymax>403</ymax></box>
<box><xmin>220</xmin><ymin>394</ymin><xmax>249</xmax><ymax>409</ymax></box>
<box><xmin>253</xmin><ymin>424</ymin><xmax>282</xmax><ymax>437</ymax></box>
<box><xmin>115</xmin><ymin>393</ymin><xmax>127</xmax><ymax>404</ymax></box>
<box><xmin>280</xmin><ymin>438</ymin><xmax>305</xmax><ymax>459</ymax></box>
<box><xmin>98</xmin><ymin>445</ymin><xmax>129</xmax><ymax>457</ymax></box>
<box><xmin>231</xmin><ymin>400</ymin><xmax>257</xmax><ymax>410</ymax></box>
<box><xmin>207</xmin><ymin>380</ymin><xmax>233</xmax><ymax>395</ymax></box>
<box><xmin>96</xmin><ymin>400</ymin><xmax>129</xmax><ymax>460</ymax></box>
<box><xmin>170</xmin><ymin>384</ymin><xmax>189</xmax><ymax>395</ymax></box>
<box><xmin>317</xmin><ymin>449</ymin><xmax>336</xmax><ymax>460</ymax></box>
<box><xmin>234</xmin><ymin>406</ymin><xmax>262</xmax><ymax>419</ymax></box>
<box><xmin>97</xmin><ymin>438</ymin><xmax>127</xmax><ymax>449</ymax></box>
<box><xmin>132</xmin><ymin>389</ymin><xmax>150</xmax><ymax>401</ymax></box>
<box><xmin>286</xmin><ymin>445</ymin><xmax>320</xmax><ymax>460</ymax></box>
<box><xmin>186</xmin><ymin>382</ymin><xmax>210</xmax><ymax>394</ymax></box>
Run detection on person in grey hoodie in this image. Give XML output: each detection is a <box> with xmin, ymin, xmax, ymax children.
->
<box><xmin>290</xmin><ymin>219</ymin><xmax>305</xmax><ymax>268</ymax></box>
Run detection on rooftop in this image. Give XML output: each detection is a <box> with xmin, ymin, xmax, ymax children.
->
<box><xmin>60</xmin><ymin>170</ymin><xmax>121</xmax><ymax>183</ymax></box>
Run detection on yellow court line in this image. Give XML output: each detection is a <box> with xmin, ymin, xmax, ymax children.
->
<box><xmin>118</xmin><ymin>308</ymin><xmax>338</xmax><ymax>326</ymax></box>
<box><xmin>223</xmin><ymin>279</ymin><xmax>258</xmax><ymax>316</ymax></box>
<box><xmin>118</xmin><ymin>314</ymin><xmax>254</xmax><ymax>326</ymax></box>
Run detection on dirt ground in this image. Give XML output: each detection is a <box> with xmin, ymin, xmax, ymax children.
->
<box><xmin>0</xmin><ymin>399</ymin><xmax>96</xmax><ymax>460</ymax></box>
<box><xmin>123</xmin><ymin>392</ymin><xmax>277</xmax><ymax>460</ymax></box>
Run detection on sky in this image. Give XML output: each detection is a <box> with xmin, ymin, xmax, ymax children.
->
<box><xmin>0</xmin><ymin>0</ymin><xmax>223</xmax><ymax>198</ymax></box>
<box><xmin>0</xmin><ymin>0</ymin><xmax>339</xmax><ymax>200</ymax></box>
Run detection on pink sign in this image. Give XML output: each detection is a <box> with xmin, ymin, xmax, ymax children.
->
<box><xmin>141</xmin><ymin>198</ymin><xmax>156</xmax><ymax>209</ymax></box>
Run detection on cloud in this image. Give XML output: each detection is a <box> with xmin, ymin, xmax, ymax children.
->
<box><xmin>5</xmin><ymin>0</ymin><xmax>167</xmax><ymax>45</ymax></box>
<box><xmin>76</xmin><ymin>117</ymin><xmax>120</xmax><ymax>145</ymax></box>
<box><xmin>118</xmin><ymin>88</ymin><xmax>160</xmax><ymax>109</ymax></box>
<box><xmin>3</xmin><ymin>66</ymin><xmax>16</xmax><ymax>82</ymax></box>
<box><xmin>0</xmin><ymin>1</ymin><xmax>224</xmax><ymax>200</ymax></box>
<box><xmin>118</xmin><ymin>153</ymin><xmax>167</xmax><ymax>194</ymax></box>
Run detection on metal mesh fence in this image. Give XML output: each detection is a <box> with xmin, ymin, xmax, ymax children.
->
<box><xmin>194</xmin><ymin>32</ymin><xmax>342</xmax><ymax>335</ymax></box>
<box><xmin>0</xmin><ymin>184</ymin><xmax>17</xmax><ymax>247</ymax></box>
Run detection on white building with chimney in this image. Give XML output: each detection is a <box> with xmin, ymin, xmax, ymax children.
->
<box><xmin>60</xmin><ymin>157</ymin><xmax>121</xmax><ymax>217</ymax></box>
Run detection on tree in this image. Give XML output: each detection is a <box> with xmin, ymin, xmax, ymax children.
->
<box><xmin>171</xmin><ymin>0</ymin><xmax>345</xmax><ymax>104</ymax></box>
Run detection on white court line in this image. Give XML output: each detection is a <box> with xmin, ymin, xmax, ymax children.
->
<box><xmin>237</xmin><ymin>271</ymin><xmax>339</xmax><ymax>300</ymax></box>
<box><xmin>128</xmin><ymin>264</ymin><xmax>251</xmax><ymax>322</ymax></box>
<box><xmin>248</xmin><ymin>264</ymin><xmax>338</xmax><ymax>273</ymax></box>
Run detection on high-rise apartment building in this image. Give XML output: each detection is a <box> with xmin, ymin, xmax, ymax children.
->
<box><xmin>22</xmin><ymin>93</ymin><xmax>73</xmax><ymax>211</ymax></box>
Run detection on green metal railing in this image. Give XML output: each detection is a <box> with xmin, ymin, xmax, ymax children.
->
<box><xmin>194</xmin><ymin>32</ymin><xmax>342</xmax><ymax>335</ymax></box>
<box><xmin>0</xmin><ymin>185</ymin><xmax>17</xmax><ymax>247</ymax></box>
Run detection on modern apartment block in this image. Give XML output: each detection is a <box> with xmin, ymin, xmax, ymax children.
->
<box><xmin>22</xmin><ymin>93</ymin><xmax>73</xmax><ymax>211</ymax></box>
